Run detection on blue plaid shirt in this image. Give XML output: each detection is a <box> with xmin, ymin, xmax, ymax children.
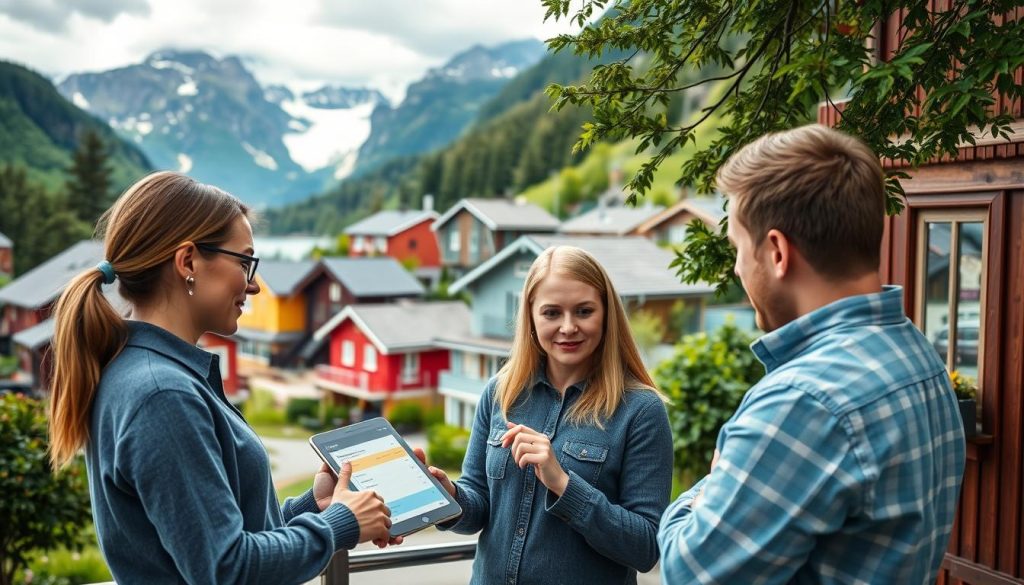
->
<box><xmin>658</xmin><ymin>286</ymin><xmax>966</xmax><ymax>584</ymax></box>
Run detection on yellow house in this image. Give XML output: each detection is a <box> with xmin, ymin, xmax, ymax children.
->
<box><xmin>235</xmin><ymin>259</ymin><xmax>317</xmax><ymax>371</ymax></box>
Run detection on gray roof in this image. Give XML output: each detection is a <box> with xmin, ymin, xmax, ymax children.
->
<box><xmin>434</xmin><ymin>198</ymin><xmax>560</xmax><ymax>232</ymax></box>
<box><xmin>0</xmin><ymin>231</ymin><xmax>11</xmax><ymax>248</ymax></box>
<box><xmin>684</xmin><ymin>195</ymin><xmax>727</xmax><ymax>223</ymax></box>
<box><xmin>344</xmin><ymin>210</ymin><xmax>438</xmax><ymax>237</ymax></box>
<box><xmin>559</xmin><ymin>204</ymin><xmax>665</xmax><ymax>236</ymax></box>
<box><xmin>321</xmin><ymin>257</ymin><xmax>425</xmax><ymax>298</ymax></box>
<box><xmin>256</xmin><ymin>260</ymin><xmax>317</xmax><ymax>297</ymax></box>
<box><xmin>12</xmin><ymin>318</ymin><xmax>55</xmax><ymax>350</ymax></box>
<box><xmin>0</xmin><ymin>240</ymin><xmax>105</xmax><ymax>308</ymax></box>
<box><xmin>450</xmin><ymin>234</ymin><xmax>714</xmax><ymax>298</ymax></box>
<box><xmin>528</xmin><ymin>235</ymin><xmax>713</xmax><ymax>297</ymax></box>
<box><xmin>11</xmin><ymin>286</ymin><xmax>128</xmax><ymax>350</ymax></box>
<box><xmin>314</xmin><ymin>300</ymin><xmax>472</xmax><ymax>352</ymax></box>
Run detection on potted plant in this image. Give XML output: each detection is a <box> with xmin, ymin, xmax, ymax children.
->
<box><xmin>950</xmin><ymin>370</ymin><xmax>978</xmax><ymax>438</ymax></box>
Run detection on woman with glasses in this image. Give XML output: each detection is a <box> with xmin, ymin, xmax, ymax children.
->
<box><xmin>48</xmin><ymin>171</ymin><xmax>396</xmax><ymax>585</ymax></box>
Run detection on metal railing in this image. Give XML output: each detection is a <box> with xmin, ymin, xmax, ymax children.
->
<box><xmin>85</xmin><ymin>541</ymin><xmax>477</xmax><ymax>585</ymax></box>
<box><xmin>321</xmin><ymin>541</ymin><xmax>477</xmax><ymax>584</ymax></box>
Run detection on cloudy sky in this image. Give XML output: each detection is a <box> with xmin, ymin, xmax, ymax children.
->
<box><xmin>0</xmin><ymin>0</ymin><xmax>588</xmax><ymax>101</ymax></box>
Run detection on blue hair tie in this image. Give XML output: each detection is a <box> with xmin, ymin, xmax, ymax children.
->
<box><xmin>96</xmin><ymin>260</ymin><xmax>117</xmax><ymax>285</ymax></box>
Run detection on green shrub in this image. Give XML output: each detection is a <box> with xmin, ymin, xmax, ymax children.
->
<box><xmin>242</xmin><ymin>388</ymin><xmax>286</xmax><ymax>426</ymax></box>
<box><xmin>28</xmin><ymin>544</ymin><xmax>111</xmax><ymax>585</ymax></box>
<box><xmin>0</xmin><ymin>394</ymin><xmax>93</xmax><ymax>585</ymax></box>
<box><xmin>653</xmin><ymin>322</ymin><xmax>764</xmax><ymax>488</ymax></box>
<box><xmin>0</xmin><ymin>355</ymin><xmax>18</xmax><ymax>379</ymax></box>
<box><xmin>426</xmin><ymin>424</ymin><xmax>471</xmax><ymax>471</ymax></box>
<box><xmin>285</xmin><ymin>398</ymin><xmax>320</xmax><ymax>424</ymax></box>
<box><xmin>423</xmin><ymin>405</ymin><xmax>445</xmax><ymax>429</ymax></box>
<box><xmin>387</xmin><ymin>402</ymin><xmax>424</xmax><ymax>431</ymax></box>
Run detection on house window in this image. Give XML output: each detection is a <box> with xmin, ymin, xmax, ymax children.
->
<box><xmin>329</xmin><ymin>282</ymin><xmax>342</xmax><ymax>303</ymax></box>
<box><xmin>409</xmin><ymin>238</ymin><xmax>417</xmax><ymax>250</ymax></box>
<box><xmin>506</xmin><ymin>292</ymin><xmax>521</xmax><ymax>330</ymax></box>
<box><xmin>461</xmin><ymin>351</ymin><xmax>478</xmax><ymax>378</ymax></box>
<box><xmin>448</xmin><ymin>229</ymin><xmax>461</xmax><ymax>253</ymax></box>
<box><xmin>341</xmin><ymin>340</ymin><xmax>355</xmax><ymax>367</ymax></box>
<box><xmin>915</xmin><ymin>210</ymin><xmax>987</xmax><ymax>387</ymax></box>
<box><xmin>402</xmin><ymin>353</ymin><xmax>419</xmax><ymax>383</ymax></box>
<box><xmin>375</xmin><ymin>236</ymin><xmax>388</xmax><ymax>254</ymax></box>
<box><xmin>363</xmin><ymin>344</ymin><xmax>378</xmax><ymax>372</ymax></box>
<box><xmin>352</xmin><ymin>237</ymin><xmax>364</xmax><ymax>253</ymax></box>
<box><xmin>469</xmin><ymin>221</ymin><xmax>480</xmax><ymax>261</ymax></box>
<box><xmin>668</xmin><ymin>225</ymin><xmax>689</xmax><ymax>245</ymax></box>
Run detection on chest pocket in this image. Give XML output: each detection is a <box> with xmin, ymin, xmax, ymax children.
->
<box><xmin>559</xmin><ymin>440</ymin><xmax>608</xmax><ymax>485</ymax></box>
<box><xmin>485</xmin><ymin>426</ymin><xmax>510</xmax><ymax>480</ymax></box>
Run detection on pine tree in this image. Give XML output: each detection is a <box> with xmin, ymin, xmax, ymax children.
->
<box><xmin>65</xmin><ymin>129</ymin><xmax>113</xmax><ymax>225</ymax></box>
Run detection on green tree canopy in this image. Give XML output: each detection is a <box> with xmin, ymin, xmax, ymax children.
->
<box><xmin>65</xmin><ymin>129</ymin><xmax>113</xmax><ymax>225</ymax></box>
<box><xmin>542</xmin><ymin>0</ymin><xmax>1024</xmax><ymax>292</ymax></box>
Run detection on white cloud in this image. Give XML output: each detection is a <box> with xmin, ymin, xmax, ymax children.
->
<box><xmin>0</xmin><ymin>0</ymin><xmax>591</xmax><ymax>100</ymax></box>
<box><xmin>0</xmin><ymin>0</ymin><xmax>150</xmax><ymax>33</ymax></box>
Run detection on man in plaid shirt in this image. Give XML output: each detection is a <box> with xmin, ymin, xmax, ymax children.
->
<box><xmin>658</xmin><ymin>125</ymin><xmax>966</xmax><ymax>584</ymax></box>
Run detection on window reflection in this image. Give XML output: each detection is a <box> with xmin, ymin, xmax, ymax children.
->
<box><xmin>924</xmin><ymin>222</ymin><xmax>952</xmax><ymax>363</ymax></box>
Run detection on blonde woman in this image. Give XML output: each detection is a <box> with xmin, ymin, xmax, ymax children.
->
<box><xmin>49</xmin><ymin>172</ymin><xmax>394</xmax><ymax>585</ymax></box>
<box><xmin>422</xmin><ymin>246</ymin><xmax>673</xmax><ymax>584</ymax></box>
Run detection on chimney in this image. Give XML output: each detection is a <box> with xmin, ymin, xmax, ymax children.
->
<box><xmin>423</xmin><ymin>194</ymin><xmax>434</xmax><ymax>212</ymax></box>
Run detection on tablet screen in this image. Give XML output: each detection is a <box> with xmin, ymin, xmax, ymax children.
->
<box><xmin>325</xmin><ymin>433</ymin><xmax>451</xmax><ymax>524</ymax></box>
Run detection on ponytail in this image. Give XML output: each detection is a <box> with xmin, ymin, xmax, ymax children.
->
<box><xmin>49</xmin><ymin>267</ymin><xmax>127</xmax><ymax>469</ymax></box>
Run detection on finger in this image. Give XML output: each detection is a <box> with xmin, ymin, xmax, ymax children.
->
<box><xmin>501</xmin><ymin>423</ymin><xmax>525</xmax><ymax>447</ymax></box>
<box><xmin>318</xmin><ymin>462</ymin><xmax>331</xmax><ymax>474</ymax></box>
<box><xmin>385</xmin><ymin>517</ymin><xmax>393</xmax><ymax>529</ymax></box>
<box><xmin>390</xmin><ymin>536</ymin><xmax>404</xmax><ymax>546</ymax></box>
<box><xmin>413</xmin><ymin>447</ymin><xmax>427</xmax><ymax>465</ymax></box>
<box><xmin>518</xmin><ymin>453</ymin><xmax>548</xmax><ymax>469</ymax></box>
<box><xmin>335</xmin><ymin>462</ymin><xmax>353</xmax><ymax>491</ymax></box>
<box><xmin>513</xmin><ymin>443</ymin><xmax>544</xmax><ymax>466</ymax></box>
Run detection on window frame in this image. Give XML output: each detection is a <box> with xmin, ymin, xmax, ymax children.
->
<box><xmin>914</xmin><ymin>208</ymin><xmax>989</xmax><ymax>391</ymax></box>
<box><xmin>363</xmin><ymin>343</ymin><xmax>378</xmax><ymax>372</ymax></box>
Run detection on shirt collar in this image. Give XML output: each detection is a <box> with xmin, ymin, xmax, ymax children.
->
<box><xmin>532</xmin><ymin>366</ymin><xmax>588</xmax><ymax>396</ymax></box>
<box><xmin>125</xmin><ymin>320</ymin><xmax>217</xmax><ymax>381</ymax></box>
<box><xmin>751</xmin><ymin>285</ymin><xmax>907</xmax><ymax>373</ymax></box>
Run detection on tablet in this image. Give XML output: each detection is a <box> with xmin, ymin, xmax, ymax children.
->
<box><xmin>309</xmin><ymin>417</ymin><xmax>462</xmax><ymax>537</ymax></box>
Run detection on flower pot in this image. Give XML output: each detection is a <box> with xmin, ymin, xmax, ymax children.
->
<box><xmin>958</xmin><ymin>399</ymin><xmax>977</xmax><ymax>438</ymax></box>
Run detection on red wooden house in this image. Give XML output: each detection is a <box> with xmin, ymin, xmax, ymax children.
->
<box><xmin>0</xmin><ymin>240</ymin><xmax>105</xmax><ymax>383</ymax></box>
<box><xmin>820</xmin><ymin>6</ymin><xmax>1024</xmax><ymax>582</ymax></box>
<box><xmin>0</xmin><ymin>231</ymin><xmax>12</xmax><ymax>277</ymax></box>
<box><xmin>310</xmin><ymin>300</ymin><xmax>471</xmax><ymax>417</ymax></box>
<box><xmin>344</xmin><ymin>208</ymin><xmax>441</xmax><ymax>268</ymax></box>
<box><xmin>198</xmin><ymin>333</ymin><xmax>243</xmax><ymax>399</ymax></box>
<box><xmin>294</xmin><ymin>257</ymin><xmax>426</xmax><ymax>365</ymax></box>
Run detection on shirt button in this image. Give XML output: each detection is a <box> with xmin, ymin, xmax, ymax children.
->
<box><xmin>581</xmin><ymin>449</ymin><xmax>588</xmax><ymax>457</ymax></box>
<box><xmin>518</xmin><ymin>527</ymin><xmax>525</xmax><ymax>536</ymax></box>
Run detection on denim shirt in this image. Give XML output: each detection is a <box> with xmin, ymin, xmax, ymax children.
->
<box><xmin>86</xmin><ymin>321</ymin><xmax>359</xmax><ymax>585</ymax></box>
<box><xmin>441</xmin><ymin>372</ymin><xmax>674</xmax><ymax>585</ymax></box>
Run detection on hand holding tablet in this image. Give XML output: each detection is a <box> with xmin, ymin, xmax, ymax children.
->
<box><xmin>310</xmin><ymin>418</ymin><xmax>463</xmax><ymax>538</ymax></box>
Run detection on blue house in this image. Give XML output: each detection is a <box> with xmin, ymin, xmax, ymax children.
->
<box><xmin>434</xmin><ymin>234</ymin><xmax>714</xmax><ymax>428</ymax></box>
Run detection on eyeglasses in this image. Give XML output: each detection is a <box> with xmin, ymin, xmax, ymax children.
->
<box><xmin>196</xmin><ymin>244</ymin><xmax>260</xmax><ymax>283</ymax></box>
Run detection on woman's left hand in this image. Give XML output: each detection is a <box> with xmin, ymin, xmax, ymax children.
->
<box><xmin>313</xmin><ymin>463</ymin><xmax>337</xmax><ymax>512</ymax></box>
<box><xmin>502</xmin><ymin>421</ymin><xmax>569</xmax><ymax>497</ymax></box>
